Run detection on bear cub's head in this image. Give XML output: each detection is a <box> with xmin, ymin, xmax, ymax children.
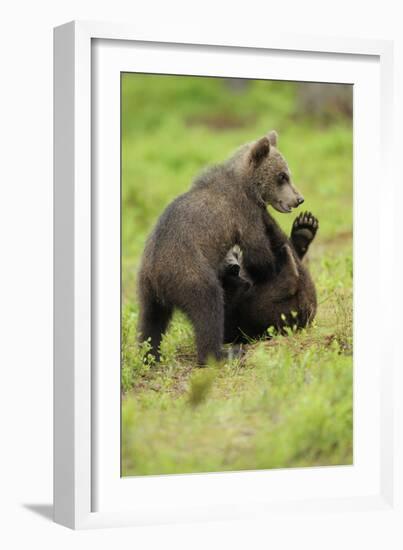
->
<box><xmin>248</xmin><ymin>130</ymin><xmax>304</xmax><ymax>213</ymax></box>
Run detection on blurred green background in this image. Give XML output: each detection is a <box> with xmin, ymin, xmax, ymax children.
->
<box><xmin>121</xmin><ymin>74</ymin><xmax>353</xmax><ymax>476</ymax></box>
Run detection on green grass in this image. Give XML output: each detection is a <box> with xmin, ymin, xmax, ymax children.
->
<box><xmin>121</xmin><ymin>74</ymin><xmax>353</xmax><ymax>476</ymax></box>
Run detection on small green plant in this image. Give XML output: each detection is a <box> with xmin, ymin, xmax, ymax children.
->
<box><xmin>188</xmin><ymin>368</ymin><xmax>216</xmax><ymax>407</ymax></box>
<box><xmin>121</xmin><ymin>305</ymin><xmax>158</xmax><ymax>392</ymax></box>
<box><xmin>333</xmin><ymin>289</ymin><xmax>353</xmax><ymax>354</ymax></box>
<box><xmin>266</xmin><ymin>325</ymin><xmax>276</xmax><ymax>338</ymax></box>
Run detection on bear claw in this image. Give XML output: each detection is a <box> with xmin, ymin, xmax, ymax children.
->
<box><xmin>290</xmin><ymin>211</ymin><xmax>319</xmax><ymax>259</ymax></box>
<box><xmin>292</xmin><ymin>211</ymin><xmax>319</xmax><ymax>240</ymax></box>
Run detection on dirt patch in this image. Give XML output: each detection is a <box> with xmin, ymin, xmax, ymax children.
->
<box><xmin>323</xmin><ymin>230</ymin><xmax>352</xmax><ymax>246</ymax></box>
<box><xmin>124</xmin><ymin>330</ymin><xmax>345</xmax><ymax>402</ymax></box>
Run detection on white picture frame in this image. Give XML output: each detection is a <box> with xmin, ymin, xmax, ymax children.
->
<box><xmin>54</xmin><ymin>20</ymin><xmax>400</xmax><ymax>530</ymax></box>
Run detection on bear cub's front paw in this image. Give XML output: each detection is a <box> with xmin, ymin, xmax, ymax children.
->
<box><xmin>292</xmin><ymin>211</ymin><xmax>318</xmax><ymax>242</ymax></box>
<box><xmin>291</xmin><ymin>211</ymin><xmax>319</xmax><ymax>258</ymax></box>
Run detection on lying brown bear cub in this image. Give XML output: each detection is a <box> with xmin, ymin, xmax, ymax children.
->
<box><xmin>221</xmin><ymin>211</ymin><xmax>318</xmax><ymax>343</ymax></box>
<box><xmin>138</xmin><ymin>130</ymin><xmax>310</xmax><ymax>365</ymax></box>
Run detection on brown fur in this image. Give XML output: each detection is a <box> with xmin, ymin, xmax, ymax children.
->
<box><xmin>137</xmin><ymin>131</ymin><xmax>304</xmax><ymax>364</ymax></box>
<box><xmin>222</xmin><ymin>212</ymin><xmax>319</xmax><ymax>342</ymax></box>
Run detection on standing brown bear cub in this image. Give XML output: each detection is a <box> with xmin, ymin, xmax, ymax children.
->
<box><xmin>138</xmin><ymin>130</ymin><xmax>304</xmax><ymax>364</ymax></box>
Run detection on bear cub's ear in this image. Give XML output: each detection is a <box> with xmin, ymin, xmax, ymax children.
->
<box><xmin>267</xmin><ymin>130</ymin><xmax>278</xmax><ymax>147</ymax></box>
<box><xmin>250</xmin><ymin>136</ymin><xmax>270</xmax><ymax>166</ymax></box>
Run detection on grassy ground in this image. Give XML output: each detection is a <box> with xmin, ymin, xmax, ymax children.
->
<box><xmin>121</xmin><ymin>74</ymin><xmax>353</xmax><ymax>476</ymax></box>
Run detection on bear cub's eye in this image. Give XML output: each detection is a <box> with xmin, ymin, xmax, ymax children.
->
<box><xmin>277</xmin><ymin>172</ymin><xmax>289</xmax><ymax>184</ymax></box>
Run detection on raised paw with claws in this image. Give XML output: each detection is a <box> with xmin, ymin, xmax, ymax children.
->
<box><xmin>290</xmin><ymin>211</ymin><xmax>319</xmax><ymax>259</ymax></box>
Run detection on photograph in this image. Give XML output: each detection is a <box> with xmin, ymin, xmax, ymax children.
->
<box><xmin>120</xmin><ymin>73</ymin><xmax>353</xmax><ymax>477</ymax></box>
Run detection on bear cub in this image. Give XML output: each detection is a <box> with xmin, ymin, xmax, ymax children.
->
<box><xmin>221</xmin><ymin>212</ymin><xmax>319</xmax><ymax>343</ymax></box>
<box><xmin>137</xmin><ymin>130</ymin><xmax>304</xmax><ymax>365</ymax></box>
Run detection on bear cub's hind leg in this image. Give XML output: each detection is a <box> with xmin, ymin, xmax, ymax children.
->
<box><xmin>181</xmin><ymin>280</ymin><xmax>225</xmax><ymax>366</ymax></box>
<box><xmin>138</xmin><ymin>287</ymin><xmax>173</xmax><ymax>362</ymax></box>
<box><xmin>291</xmin><ymin>211</ymin><xmax>319</xmax><ymax>259</ymax></box>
